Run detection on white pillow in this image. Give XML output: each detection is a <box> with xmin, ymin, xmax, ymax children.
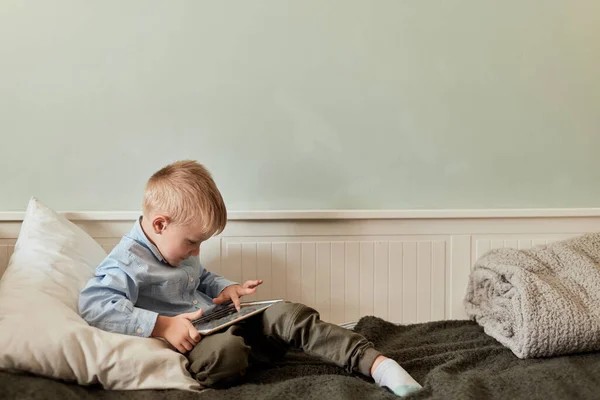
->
<box><xmin>0</xmin><ymin>198</ymin><xmax>200</xmax><ymax>391</ymax></box>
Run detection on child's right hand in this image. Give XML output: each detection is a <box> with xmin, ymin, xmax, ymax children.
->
<box><xmin>151</xmin><ymin>309</ymin><xmax>203</xmax><ymax>353</ymax></box>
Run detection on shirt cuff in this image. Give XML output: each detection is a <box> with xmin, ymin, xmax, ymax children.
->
<box><xmin>215</xmin><ymin>279</ymin><xmax>239</xmax><ymax>297</ymax></box>
<box><xmin>130</xmin><ymin>307</ymin><xmax>159</xmax><ymax>338</ymax></box>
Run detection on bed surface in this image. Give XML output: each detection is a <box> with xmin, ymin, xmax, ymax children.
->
<box><xmin>2</xmin><ymin>317</ymin><xmax>600</xmax><ymax>400</ymax></box>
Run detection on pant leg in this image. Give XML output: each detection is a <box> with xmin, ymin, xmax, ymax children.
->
<box><xmin>259</xmin><ymin>301</ymin><xmax>380</xmax><ymax>376</ymax></box>
<box><xmin>241</xmin><ymin>316</ymin><xmax>289</xmax><ymax>365</ymax></box>
<box><xmin>187</xmin><ymin>324</ymin><xmax>251</xmax><ymax>388</ymax></box>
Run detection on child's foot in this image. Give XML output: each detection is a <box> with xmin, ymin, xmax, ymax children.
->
<box><xmin>390</xmin><ymin>384</ymin><xmax>422</xmax><ymax>397</ymax></box>
<box><xmin>371</xmin><ymin>356</ymin><xmax>422</xmax><ymax>397</ymax></box>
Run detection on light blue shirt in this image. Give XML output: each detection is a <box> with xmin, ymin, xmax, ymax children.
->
<box><xmin>78</xmin><ymin>218</ymin><xmax>236</xmax><ymax>337</ymax></box>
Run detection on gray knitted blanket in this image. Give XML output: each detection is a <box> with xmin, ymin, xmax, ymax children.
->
<box><xmin>464</xmin><ymin>233</ymin><xmax>600</xmax><ymax>358</ymax></box>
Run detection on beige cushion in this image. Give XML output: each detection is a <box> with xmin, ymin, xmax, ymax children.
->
<box><xmin>0</xmin><ymin>198</ymin><xmax>199</xmax><ymax>391</ymax></box>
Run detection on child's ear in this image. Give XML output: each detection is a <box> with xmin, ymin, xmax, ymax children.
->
<box><xmin>152</xmin><ymin>216</ymin><xmax>169</xmax><ymax>234</ymax></box>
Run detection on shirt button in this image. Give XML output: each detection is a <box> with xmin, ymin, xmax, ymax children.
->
<box><xmin>189</xmin><ymin>277</ymin><xmax>193</xmax><ymax>282</ymax></box>
<box><xmin>136</xmin><ymin>328</ymin><xmax>142</xmax><ymax>334</ymax></box>
<box><xmin>193</xmin><ymin>300</ymin><xmax>198</xmax><ymax>305</ymax></box>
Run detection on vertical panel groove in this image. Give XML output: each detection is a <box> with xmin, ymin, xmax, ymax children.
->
<box><xmin>372</xmin><ymin>242</ymin><xmax>375</xmax><ymax>319</ymax></box>
<box><xmin>328</xmin><ymin>243</ymin><xmax>332</xmax><ymax>320</ymax></box>
<box><xmin>415</xmin><ymin>243</ymin><xmax>419</xmax><ymax>322</ymax></box>
<box><xmin>387</xmin><ymin>242</ymin><xmax>392</xmax><ymax>319</ymax></box>
<box><xmin>329</xmin><ymin>245</ymin><xmax>332</xmax><ymax>320</ymax></box>
<box><xmin>358</xmin><ymin>243</ymin><xmax>361</xmax><ymax>319</ymax></box>
<box><xmin>300</xmin><ymin>243</ymin><xmax>304</xmax><ymax>304</ymax></box>
<box><xmin>344</xmin><ymin>242</ymin><xmax>347</xmax><ymax>322</ymax></box>
<box><xmin>270</xmin><ymin>243</ymin><xmax>273</xmax><ymax>287</ymax></box>
<box><xmin>430</xmin><ymin>242</ymin><xmax>433</xmax><ymax>320</ymax></box>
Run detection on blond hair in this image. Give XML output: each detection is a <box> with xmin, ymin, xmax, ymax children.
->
<box><xmin>143</xmin><ymin>160</ymin><xmax>227</xmax><ymax>236</ymax></box>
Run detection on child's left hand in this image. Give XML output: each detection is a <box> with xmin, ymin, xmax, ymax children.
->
<box><xmin>213</xmin><ymin>280</ymin><xmax>263</xmax><ymax>311</ymax></box>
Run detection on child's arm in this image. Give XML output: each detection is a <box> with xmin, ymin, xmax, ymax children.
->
<box><xmin>78</xmin><ymin>262</ymin><xmax>158</xmax><ymax>337</ymax></box>
<box><xmin>196</xmin><ymin>261</ymin><xmax>238</xmax><ymax>298</ymax></box>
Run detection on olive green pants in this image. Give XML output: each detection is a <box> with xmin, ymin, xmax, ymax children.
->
<box><xmin>187</xmin><ymin>301</ymin><xmax>380</xmax><ymax>388</ymax></box>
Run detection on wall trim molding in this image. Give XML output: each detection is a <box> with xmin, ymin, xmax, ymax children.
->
<box><xmin>2</xmin><ymin>208</ymin><xmax>600</xmax><ymax>222</ymax></box>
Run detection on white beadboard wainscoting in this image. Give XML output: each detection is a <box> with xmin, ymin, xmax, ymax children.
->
<box><xmin>1</xmin><ymin>209</ymin><xmax>599</xmax><ymax>324</ymax></box>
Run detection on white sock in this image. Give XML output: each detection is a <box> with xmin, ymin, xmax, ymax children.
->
<box><xmin>372</xmin><ymin>358</ymin><xmax>422</xmax><ymax>397</ymax></box>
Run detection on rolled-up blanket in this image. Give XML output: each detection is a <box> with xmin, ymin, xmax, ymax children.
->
<box><xmin>464</xmin><ymin>233</ymin><xmax>600</xmax><ymax>359</ymax></box>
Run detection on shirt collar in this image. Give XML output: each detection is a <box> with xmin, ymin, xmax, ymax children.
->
<box><xmin>127</xmin><ymin>217</ymin><xmax>167</xmax><ymax>263</ymax></box>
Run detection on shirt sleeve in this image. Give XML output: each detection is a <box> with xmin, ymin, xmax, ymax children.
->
<box><xmin>78</xmin><ymin>254</ymin><xmax>158</xmax><ymax>337</ymax></box>
<box><xmin>196</xmin><ymin>261</ymin><xmax>237</xmax><ymax>298</ymax></box>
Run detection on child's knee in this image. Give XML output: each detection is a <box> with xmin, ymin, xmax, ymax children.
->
<box><xmin>263</xmin><ymin>301</ymin><xmax>321</xmax><ymax>336</ymax></box>
<box><xmin>188</xmin><ymin>331</ymin><xmax>250</xmax><ymax>387</ymax></box>
<box><xmin>271</xmin><ymin>301</ymin><xmax>319</xmax><ymax>322</ymax></box>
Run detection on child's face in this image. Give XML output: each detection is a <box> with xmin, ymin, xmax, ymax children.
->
<box><xmin>147</xmin><ymin>217</ymin><xmax>208</xmax><ymax>267</ymax></box>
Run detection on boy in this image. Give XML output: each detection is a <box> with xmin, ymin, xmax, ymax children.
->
<box><xmin>79</xmin><ymin>160</ymin><xmax>422</xmax><ymax>397</ymax></box>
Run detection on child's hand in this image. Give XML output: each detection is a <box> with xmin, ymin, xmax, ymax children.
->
<box><xmin>151</xmin><ymin>309</ymin><xmax>203</xmax><ymax>353</ymax></box>
<box><xmin>213</xmin><ymin>280</ymin><xmax>263</xmax><ymax>311</ymax></box>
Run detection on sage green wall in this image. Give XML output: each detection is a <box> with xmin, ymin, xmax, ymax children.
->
<box><xmin>1</xmin><ymin>1</ymin><xmax>598</xmax><ymax>211</ymax></box>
